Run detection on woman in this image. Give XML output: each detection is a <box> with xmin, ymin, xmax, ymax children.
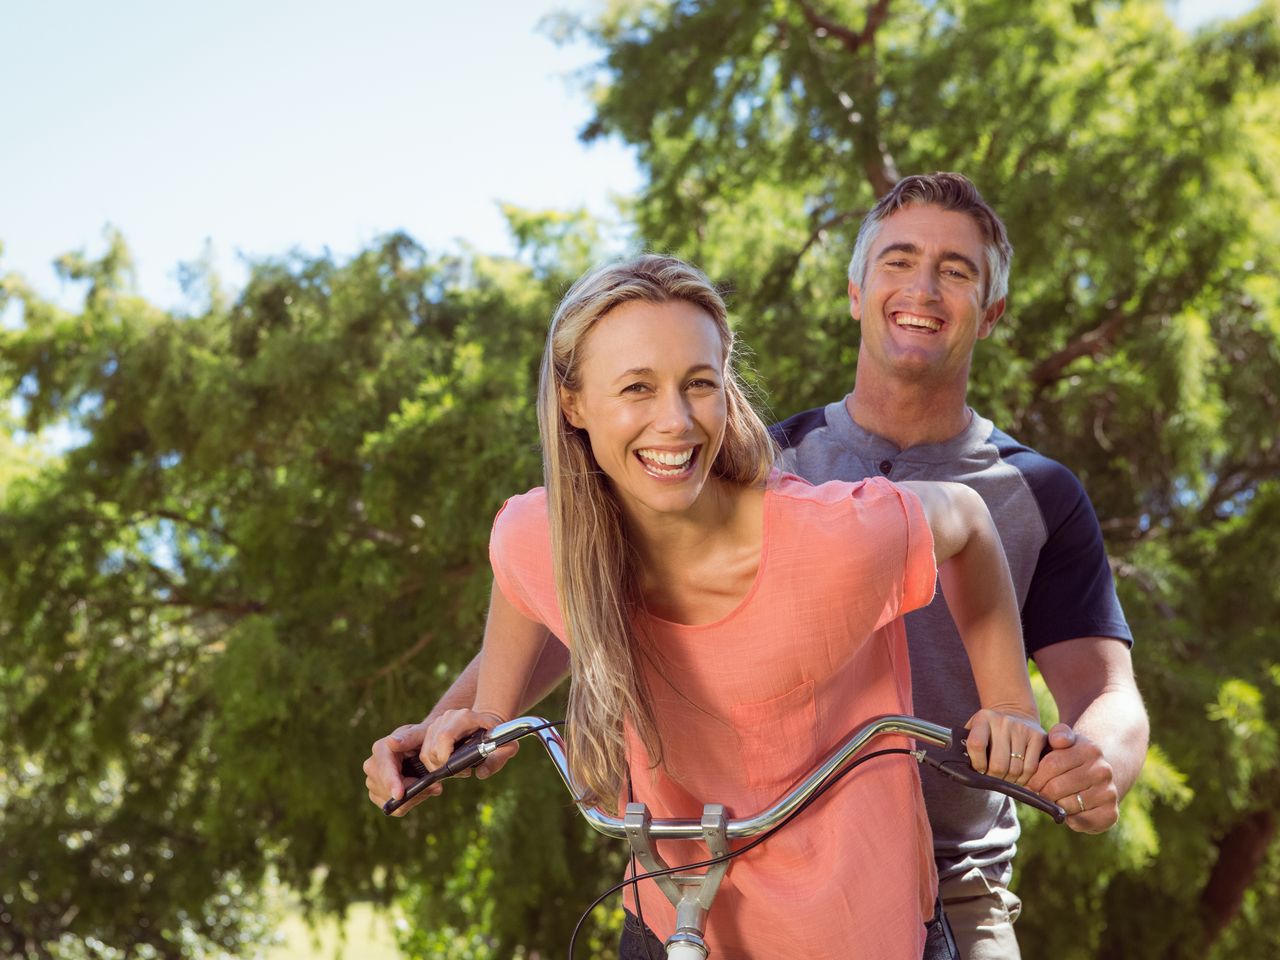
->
<box><xmin>365</xmin><ymin>255</ymin><xmax>1044</xmax><ymax>958</ymax></box>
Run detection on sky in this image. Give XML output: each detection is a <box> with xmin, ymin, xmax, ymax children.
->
<box><xmin>0</xmin><ymin>0</ymin><xmax>1263</xmax><ymax>315</ymax></box>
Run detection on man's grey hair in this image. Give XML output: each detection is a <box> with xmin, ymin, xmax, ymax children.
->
<box><xmin>847</xmin><ymin>173</ymin><xmax>1013</xmax><ymax>310</ymax></box>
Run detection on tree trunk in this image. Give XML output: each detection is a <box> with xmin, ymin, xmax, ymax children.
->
<box><xmin>1199</xmin><ymin>808</ymin><xmax>1277</xmax><ymax>947</ymax></box>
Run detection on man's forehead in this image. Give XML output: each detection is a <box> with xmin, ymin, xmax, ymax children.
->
<box><xmin>876</xmin><ymin>204</ymin><xmax>987</xmax><ymax>250</ymax></box>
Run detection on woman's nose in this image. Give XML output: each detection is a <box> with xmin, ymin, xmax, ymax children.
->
<box><xmin>653</xmin><ymin>391</ymin><xmax>694</xmax><ymax>433</ymax></box>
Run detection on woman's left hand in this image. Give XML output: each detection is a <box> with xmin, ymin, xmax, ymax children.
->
<box><xmin>963</xmin><ymin>709</ymin><xmax>1046</xmax><ymax>786</ymax></box>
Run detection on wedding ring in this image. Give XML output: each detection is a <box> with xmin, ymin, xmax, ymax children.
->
<box><xmin>1009</xmin><ymin>752</ymin><xmax>1024</xmax><ymax>760</ymax></box>
<box><xmin>1076</xmin><ymin>792</ymin><xmax>1086</xmax><ymax>813</ymax></box>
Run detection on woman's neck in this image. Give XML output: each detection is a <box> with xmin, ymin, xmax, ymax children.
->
<box><xmin>625</xmin><ymin>479</ymin><xmax>766</xmax><ymax>625</ymax></box>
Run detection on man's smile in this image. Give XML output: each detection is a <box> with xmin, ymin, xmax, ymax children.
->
<box><xmin>892</xmin><ymin>311</ymin><xmax>944</xmax><ymax>333</ymax></box>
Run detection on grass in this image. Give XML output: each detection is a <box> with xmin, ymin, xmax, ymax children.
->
<box><xmin>265</xmin><ymin>902</ymin><xmax>402</xmax><ymax>960</ymax></box>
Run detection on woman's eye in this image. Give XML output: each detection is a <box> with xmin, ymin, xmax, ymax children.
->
<box><xmin>622</xmin><ymin>383</ymin><xmax>651</xmax><ymax>394</ymax></box>
<box><xmin>687</xmin><ymin>378</ymin><xmax>719</xmax><ymax>390</ymax></box>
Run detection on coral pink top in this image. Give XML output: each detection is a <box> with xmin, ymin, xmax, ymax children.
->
<box><xmin>490</xmin><ymin>474</ymin><xmax>939</xmax><ymax>959</ymax></box>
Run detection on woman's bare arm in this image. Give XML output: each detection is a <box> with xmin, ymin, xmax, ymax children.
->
<box><xmin>898</xmin><ymin>480</ymin><xmax>1044</xmax><ymax>782</ymax></box>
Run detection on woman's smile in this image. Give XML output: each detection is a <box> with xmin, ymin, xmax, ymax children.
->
<box><xmin>634</xmin><ymin>444</ymin><xmax>699</xmax><ymax>479</ymax></box>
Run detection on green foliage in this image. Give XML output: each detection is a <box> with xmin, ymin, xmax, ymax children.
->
<box><xmin>562</xmin><ymin>0</ymin><xmax>1280</xmax><ymax>955</ymax></box>
<box><xmin>0</xmin><ymin>221</ymin><xmax>619</xmax><ymax>957</ymax></box>
<box><xmin>4</xmin><ymin>2</ymin><xmax>1280</xmax><ymax>957</ymax></box>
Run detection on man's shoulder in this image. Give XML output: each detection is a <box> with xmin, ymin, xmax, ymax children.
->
<box><xmin>975</xmin><ymin>422</ymin><xmax>1093</xmax><ymax>523</ymax></box>
<box><xmin>770</xmin><ymin>404</ymin><xmax>830</xmax><ymax>450</ymax></box>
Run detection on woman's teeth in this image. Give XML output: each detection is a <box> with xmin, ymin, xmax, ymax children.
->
<box><xmin>636</xmin><ymin>447</ymin><xmax>695</xmax><ymax>475</ymax></box>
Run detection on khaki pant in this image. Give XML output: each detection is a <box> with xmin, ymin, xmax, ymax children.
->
<box><xmin>939</xmin><ymin>867</ymin><xmax>1023</xmax><ymax>960</ymax></box>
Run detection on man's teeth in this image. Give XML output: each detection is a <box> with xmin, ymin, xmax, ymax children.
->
<box><xmin>638</xmin><ymin>448</ymin><xmax>693</xmax><ymax>466</ymax></box>
<box><xmin>895</xmin><ymin>313</ymin><xmax>942</xmax><ymax>331</ymax></box>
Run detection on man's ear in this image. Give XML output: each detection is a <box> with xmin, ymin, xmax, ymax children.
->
<box><xmin>559</xmin><ymin>386</ymin><xmax>585</xmax><ymax>429</ymax></box>
<box><xmin>848</xmin><ymin>279</ymin><xmax>863</xmax><ymax>323</ymax></box>
<box><xmin>978</xmin><ymin>297</ymin><xmax>1006</xmax><ymax>339</ymax></box>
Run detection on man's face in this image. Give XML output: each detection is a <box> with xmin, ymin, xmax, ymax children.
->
<box><xmin>850</xmin><ymin>204</ymin><xmax>1005</xmax><ymax>387</ymax></box>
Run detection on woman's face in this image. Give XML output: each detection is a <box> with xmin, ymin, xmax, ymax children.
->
<box><xmin>560</xmin><ymin>298</ymin><xmax>728</xmax><ymax>521</ymax></box>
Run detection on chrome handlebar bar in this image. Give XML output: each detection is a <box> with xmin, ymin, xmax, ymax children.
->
<box><xmin>384</xmin><ymin>713</ymin><xmax>1067</xmax><ymax>827</ymax></box>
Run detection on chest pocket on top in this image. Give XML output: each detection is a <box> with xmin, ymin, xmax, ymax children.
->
<box><xmin>729</xmin><ymin>678</ymin><xmax>818</xmax><ymax>792</ymax></box>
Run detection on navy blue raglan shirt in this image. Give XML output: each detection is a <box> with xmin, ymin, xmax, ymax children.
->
<box><xmin>773</xmin><ymin>398</ymin><xmax>1132</xmax><ymax>883</ymax></box>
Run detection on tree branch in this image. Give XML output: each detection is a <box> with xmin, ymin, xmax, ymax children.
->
<box><xmin>792</xmin><ymin>1</ymin><xmax>899</xmax><ymax>195</ymax></box>
<box><xmin>356</xmin><ymin>631</ymin><xmax>435</xmax><ymax>686</ymax></box>
<box><xmin>788</xmin><ymin>207</ymin><xmax>867</xmax><ymax>278</ymax></box>
<box><xmin>140</xmin><ymin>509</ymin><xmax>237</xmax><ymax>547</ymax></box>
<box><xmin>1029</xmin><ymin>306</ymin><xmax>1128</xmax><ymax>390</ymax></box>
<box><xmin>793</xmin><ymin>0</ymin><xmax>892</xmax><ymax>54</ymax></box>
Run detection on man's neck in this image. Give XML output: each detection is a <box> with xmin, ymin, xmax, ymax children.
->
<box><xmin>846</xmin><ymin>377</ymin><xmax>973</xmax><ymax>451</ymax></box>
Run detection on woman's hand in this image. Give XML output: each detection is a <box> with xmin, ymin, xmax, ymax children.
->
<box><xmin>963</xmin><ymin>708</ymin><xmax>1047</xmax><ymax>787</ymax></box>
<box><xmin>363</xmin><ymin>708</ymin><xmax>516</xmax><ymax>817</ymax></box>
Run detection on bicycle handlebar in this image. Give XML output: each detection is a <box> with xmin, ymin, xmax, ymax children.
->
<box><xmin>383</xmin><ymin>714</ymin><xmax>1067</xmax><ymax>826</ymax></box>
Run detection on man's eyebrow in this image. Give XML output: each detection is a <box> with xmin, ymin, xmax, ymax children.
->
<box><xmin>940</xmin><ymin>251</ymin><xmax>982</xmax><ymax>276</ymax></box>
<box><xmin>874</xmin><ymin>241</ymin><xmax>920</xmax><ymax>261</ymax></box>
<box><xmin>875</xmin><ymin>242</ymin><xmax>981</xmax><ymax>276</ymax></box>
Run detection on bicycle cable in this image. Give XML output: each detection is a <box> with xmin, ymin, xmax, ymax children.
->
<box><xmin>566</xmin><ymin>747</ymin><xmax>916</xmax><ymax>960</ymax></box>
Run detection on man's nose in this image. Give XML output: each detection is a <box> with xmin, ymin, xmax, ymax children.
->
<box><xmin>905</xmin><ymin>266</ymin><xmax>941</xmax><ymax>301</ymax></box>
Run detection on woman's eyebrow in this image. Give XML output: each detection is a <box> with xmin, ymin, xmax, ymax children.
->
<box><xmin>612</xmin><ymin>363</ymin><xmax>718</xmax><ymax>383</ymax></box>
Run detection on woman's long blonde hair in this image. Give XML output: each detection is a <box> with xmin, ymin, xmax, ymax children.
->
<box><xmin>537</xmin><ymin>254</ymin><xmax>775</xmax><ymax>807</ymax></box>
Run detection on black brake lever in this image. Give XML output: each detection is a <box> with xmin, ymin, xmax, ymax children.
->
<box><xmin>918</xmin><ymin>727</ymin><xmax>1067</xmax><ymax>824</ymax></box>
<box><xmin>382</xmin><ymin>729</ymin><xmax>491</xmax><ymax>816</ymax></box>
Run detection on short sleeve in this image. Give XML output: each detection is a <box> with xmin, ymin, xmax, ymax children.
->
<box><xmin>875</xmin><ymin>479</ymin><xmax>937</xmax><ymax>627</ymax></box>
<box><xmin>488</xmin><ymin>487</ymin><xmax>561</xmax><ymax>632</ymax></box>
<box><xmin>1018</xmin><ymin>467</ymin><xmax>1132</xmax><ymax>653</ymax></box>
<box><xmin>835</xmin><ymin>477</ymin><xmax>935</xmax><ymax>630</ymax></box>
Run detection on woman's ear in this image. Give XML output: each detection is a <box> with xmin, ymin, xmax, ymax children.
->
<box><xmin>559</xmin><ymin>387</ymin><xmax>585</xmax><ymax>429</ymax></box>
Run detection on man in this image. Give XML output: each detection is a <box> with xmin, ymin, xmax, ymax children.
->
<box><xmin>768</xmin><ymin>173</ymin><xmax>1148</xmax><ymax>958</ymax></box>
<box><xmin>365</xmin><ymin>173</ymin><xmax>1148</xmax><ymax>959</ymax></box>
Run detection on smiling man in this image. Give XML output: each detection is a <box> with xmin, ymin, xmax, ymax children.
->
<box><xmin>772</xmin><ymin>173</ymin><xmax>1148</xmax><ymax>959</ymax></box>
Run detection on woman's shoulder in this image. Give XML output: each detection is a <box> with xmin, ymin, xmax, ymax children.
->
<box><xmin>491</xmin><ymin>486</ymin><xmax>551</xmax><ymax>548</ymax></box>
<box><xmin>769</xmin><ymin>471</ymin><xmax>897</xmax><ymax>509</ymax></box>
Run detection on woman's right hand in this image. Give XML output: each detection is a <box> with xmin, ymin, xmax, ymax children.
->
<box><xmin>363</xmin><ymin>708</ymin><xmax>518</xmax><ymax>816</ymax></box>
<box><xmin>963</xmin><ymin>707</ymin><xmax>1046</xmax><ymax>787</ymax></box>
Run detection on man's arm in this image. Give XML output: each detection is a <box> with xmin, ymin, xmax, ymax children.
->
<box><xmin>1026</xmin><ymin>636</ymin><xmax>1148</xmax><ymax>833</ymax></box>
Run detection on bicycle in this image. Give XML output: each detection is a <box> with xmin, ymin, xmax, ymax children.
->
<box><xmin>383</xmin><ymin>714</ymin><xmax>1066</xmax><ymax>960</ymax></box>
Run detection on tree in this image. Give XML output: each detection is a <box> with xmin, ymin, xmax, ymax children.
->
<box><xmin>557</xmin><ymin>0</ymin><xmax>1280</xmax><ymax>955</ymax></box>
<box><xmin>0</xmin><ymin>218</ymin><xmax>627</xmax><ymax>959</ymax></box>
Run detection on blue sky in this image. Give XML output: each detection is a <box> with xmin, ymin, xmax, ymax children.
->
<box><xmin>0</xmin><ymin>0</ymin><xmax>1262</xmax><ymax>314</ymax></box>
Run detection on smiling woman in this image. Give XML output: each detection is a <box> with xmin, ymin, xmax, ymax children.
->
<box><xmin>365</xmin><ymin>254</ymin><xmax>1047</xmax><ymax>959</ymax></box>
<box><xmin>558</xmin><ymin>299</ymin><xmax>731</xmax><ymax>514</ymax></box>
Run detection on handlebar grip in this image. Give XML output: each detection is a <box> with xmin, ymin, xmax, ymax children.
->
<box><xmin>382</xmin><ymin>730</ymin><xmax>489</xmax><ymax>816</ymax></box>
<box><xmin>919</xmin><ymin>727</ymin><xmax>1067</xmax><ymax>824</ymax></box>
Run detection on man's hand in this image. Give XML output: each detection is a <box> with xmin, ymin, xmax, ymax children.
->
<box><xmin>1025</xmin><ymin>722</ymin><xmax>1119</xmax><ymax>833</ymax></box>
